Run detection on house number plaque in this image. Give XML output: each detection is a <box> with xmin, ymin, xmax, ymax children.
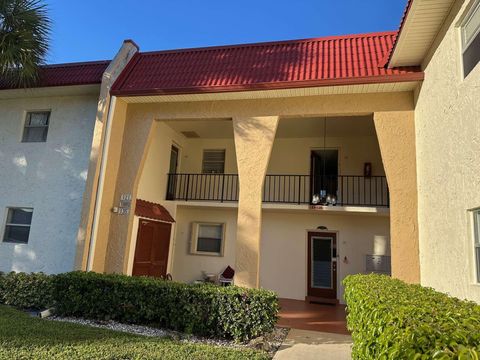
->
<box><xmin>117</xmin><ymin>193</ymin><xmax>132</xmax><ymax>215</ymax></box>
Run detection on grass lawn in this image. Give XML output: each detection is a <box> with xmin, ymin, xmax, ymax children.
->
<box><xmin>0</xmin><ymin>306</ymin><xmax>269</xmax><ymax>360</ymax></box>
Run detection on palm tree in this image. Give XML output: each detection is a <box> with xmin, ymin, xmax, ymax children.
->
<box><xmin>0</xmin><ymin>0</ymin><xmax>50</xmax><ymax>87</ymax></box>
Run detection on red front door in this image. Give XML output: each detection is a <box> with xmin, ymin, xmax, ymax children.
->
<box><xmin>307</xmin><ymin>232</ymin><xmax>337</xmax><ymax>300</ymax></box>
<box><xmin>132</xmin><ymin>219</ymin><xmax>171</xmax><ymax>278</ymax></box>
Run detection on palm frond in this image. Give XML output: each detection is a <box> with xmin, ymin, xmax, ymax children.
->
<box><xmin>0</xmin><ymin>0</ymin><xmax>51</xmax><ymax>87</ymax></box>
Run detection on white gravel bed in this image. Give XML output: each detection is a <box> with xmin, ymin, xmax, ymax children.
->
<box><xmin>49</xmin><ymin>316</ymin><xmax>171</xmax><ymax>339</ymax></box>
<box><xmin>48</xmin><ymin>316</ymin><xmax>288</xmax><ymax>355</ymax></box>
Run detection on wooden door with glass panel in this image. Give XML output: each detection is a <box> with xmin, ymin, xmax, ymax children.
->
<box><xmin>307</xmin><ymin>232</ymin><xmax>337</xmax><ymax>300</ymax></box>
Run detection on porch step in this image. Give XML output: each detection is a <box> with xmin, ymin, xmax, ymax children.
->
<box><xmin>305</xmin><ymin>296</ymin><xmax>338</xmax><ymax>305</ymax></box>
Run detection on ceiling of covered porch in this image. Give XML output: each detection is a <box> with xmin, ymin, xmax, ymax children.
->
<box><xmin>161</xmin><ymin>115</ymin><xmax>375</xmax><ymax>139</ymax></box>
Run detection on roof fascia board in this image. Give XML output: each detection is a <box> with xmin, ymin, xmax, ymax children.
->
<box><xmin>389</xmin><ymin>0</ymin><xmax>456</xmax><ymax>67</ymax></box>
<box><xmin>0</xmin><ymin>84</ymin><xmax>101</xmax><ymax>99</ymax></box>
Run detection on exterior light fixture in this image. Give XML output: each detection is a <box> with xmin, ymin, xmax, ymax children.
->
<box><xmin>331</xmin><ymin>195</ymin><xmax>337</xmax><ymax>206</ymax></box>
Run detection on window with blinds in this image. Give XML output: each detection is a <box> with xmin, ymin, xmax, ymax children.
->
<box><xmin>22</xmin><ymin>111</ymin><xmax>50</xmax><ymax>142</ymax></box>
<box><xmin>190</xmin><ymin>222</ymin><xmax>225</xmax><ymax>256</ymax></box>
<box><xmin>461</xmin><ymin>0</ymin><xmax>480</xmax><ymax>78</ymax></box>
<box><xmin>202</xmin><ymin>149</ymin><xmax>225</xmax><ymax>174</ymax></box>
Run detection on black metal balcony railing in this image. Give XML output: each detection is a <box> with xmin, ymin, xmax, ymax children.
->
<box><xmin>166</xmin><ymin>173</ymin><xmax>240</xmax><ymax>202</ymax></box>
<box><xmin>166</xmin><ymin>173</ymin><xmax>389</xmax><ymax>207</ymax></box>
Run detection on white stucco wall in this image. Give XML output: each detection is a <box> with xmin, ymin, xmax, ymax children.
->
<box><xmin>0</xmin><ymin>94</ymin><xmax>98</xmax><ymax>273</ymax></box>
<box><xmin>415</xmin><ymin>1</ymin><xmax>480</xmax><ymax>301</ymax></box>
<box><xmin>260</xmin><ymin>211</ymin><xmax>390</xmax><ymax>302</ymax></box>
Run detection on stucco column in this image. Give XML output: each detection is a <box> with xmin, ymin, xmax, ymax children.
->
<box><xmin>104</xmin><ymin>113</ymin><xmax>156</xmax><ymax>274</ymax></box>
<box><xmin>233</xmin><ymin>116</ymin><xmax>279</xmax><ymax>288</ymax></box>
<box><xmin>374</xmin><ymin>111</ymin><xmax>420</xmax><ymax>283</ymax></box>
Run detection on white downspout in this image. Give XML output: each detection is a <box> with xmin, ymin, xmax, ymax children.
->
<box><xmin>86</xmin><ymin>96</ymin><xmax>117</xmax><ymax>271</ymax></box>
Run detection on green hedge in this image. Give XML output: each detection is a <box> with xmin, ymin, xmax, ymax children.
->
<box><xmin>343</xmin><ymin>274</ymin><xmax>480</xmax><ymax>359</ymax></box>
<box><xmin>0</xmin><ymin>272</ymin><xmax>54</xmax><ymax>310</ymax></box>
<box><xmin>52</xmin><ymin>271</ymin><xmax>278</xmax><ymax>342</ymax></box>
<box><xmin>0</xmin><ymin>271</ymin><xmax>278</xmax><ymax>341</ymax></box>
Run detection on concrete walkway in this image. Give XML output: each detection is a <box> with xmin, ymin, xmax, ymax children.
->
<box><xmin>274</xmin><ymin>329</ymin><xmax>352</xmax><ymax>360</ymax></box>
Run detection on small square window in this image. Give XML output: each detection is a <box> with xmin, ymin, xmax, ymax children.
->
<box><xmin>461</xmin><ymin>1</ymin><xmax>480</xmax><ymax>78</ymax></box>
<box><xmin>202</xmin><ymin>150</ymin><xmax>225</xmax><ymax>174</ymax></box>
<box><xmin>22</xmin><ymin>111</ymin><xmax>50</xmax><ymax>142</ymax></box>
<box><xmin>191</xmin><ymin>223</ymin><xmax>225</xmax><ymax>256</ymax></box>
<box><xmin>3</xmin><ymin>208</ymin><xmax>33</xmax><ymax>244</ymax></box>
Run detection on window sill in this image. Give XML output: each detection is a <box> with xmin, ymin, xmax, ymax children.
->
<box><xmin>190</xmin><ymin>251</ymin><xmax>223</xmax><ymax>257</ymax></box>
<box><xmin>2</xmin><ymin>241</ymin><xmax>28</xmax><ymax>245</ymax></box>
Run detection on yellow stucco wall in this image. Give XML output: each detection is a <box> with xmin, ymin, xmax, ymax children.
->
<box><xmin>415</xmin><ymin>0</ymin><xmax>480</xmax><ymax>301</ymax></box>
<box><xmin>143</xmin><ymin>127</ymin><xmax>384</xmax><ymax>178</ymax></box>
<box><xmin>268</xmin><ymin>135</ymin><xmax>384</xmax><ymax>176</ymax></box>
<box><xmin>374</xmin><ymin>111</ymin><xmax>420</xmax><ymax>283</ymax></box>
<box><xmin>127</xmin><ymin>92</ymin><xmax>414</xmax><ymax>121</ymax></box>
<box><xmin>181</xmin><ymin>138</ymin><xmax>238</xmax><ymax>174</ymax></box>
<box><xmin>125</xmin><ymin>121</ymin><xmax>187</xmax><ymax>275</ymax></box>
<box><xmin>86</xmin><ymin>90</ymin><xmax>418</xmax><ymax>288</ymax></box>
<box><xmin>87</xmin><ymin>102</ymin><xmax>155</xmax><ymax>274</ymax></box>
<box><xmin>104</xmin><ymin>109</ymin><xmax>155</xmax><ymax>274</ymax></box>
<box><xmin>136</xmin><ymin>122</ymin><xmax>187</xmax><ymax>206</ymax></box>
<box><xmin>171</xmin><ymin>207</ymin><xmax>238</xmax><ymax>282</ymax></box>
<box><xmin>127</xmin><ymin>118</ymin><xmax>387</xmax><ymax>280</ymax></box>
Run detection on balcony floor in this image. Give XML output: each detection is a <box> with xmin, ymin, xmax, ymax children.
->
<box><xmin>171</xmin><ymin>200</ymin><xmax>390</xmax><ymax>216</ymax></box>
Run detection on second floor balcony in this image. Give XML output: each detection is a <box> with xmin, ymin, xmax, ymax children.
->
<box><xmin>166</xmin><ymin>173</ymin><xmax>389</xmax><ymax>207</ymax></box>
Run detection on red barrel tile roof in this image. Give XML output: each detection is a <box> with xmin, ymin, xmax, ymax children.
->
<box><xmin>0</xmin><ymin>60</ymin><xmax>110</xmax><ymax>90</ymax></box>
<box><xmin>111</xmin><ymin>31</ymin><xmax>423</xmax><ymax>96</ymax></box>
<box><xmin>135</xmin><ymin>199</ymin><xmax>175</xmax><ymax>223</ymax></box>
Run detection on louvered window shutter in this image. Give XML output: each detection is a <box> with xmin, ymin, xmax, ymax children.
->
<box><xmin>202</xmin><ymin>150</ymin><xmax>225</xmax><ymax>174</ymax></box>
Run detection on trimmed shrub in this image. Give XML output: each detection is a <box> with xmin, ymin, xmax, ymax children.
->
<box><xmin>343</xmin><ymin>274</ymin><xmax>480</xmax><ymax>359</ymax></box>
<box><xmin>0</xmin><ymin>272</ymin><xmax>54</xmax><ymax>309</ymax></box>
<box><xmin>0</xmin><ymin>305</ymin><xmax>269</xmax><ymax>360</ymax></box>
<box><xmin>53</xmin><ymin>271</ymin><xmax>279</xmax><ymax>342</ymax></box>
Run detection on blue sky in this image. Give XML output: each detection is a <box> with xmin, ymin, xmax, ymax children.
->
<box><xmin>46</xmin><ymin>0</ymin><xmax>407</xmax><ymax>64</ymax></box>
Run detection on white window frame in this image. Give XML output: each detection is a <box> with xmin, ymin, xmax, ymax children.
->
<box><xmin>472</xmin><ymin>208</ymin><xmax>480</xmax><ymax>284</ymax></box>
<box><xmin>460</xmin><ymin>0</ymin><xmax>480</xmax><ymax>78</ymax></box>
<box><xmin>202</xmin><ymin>149</ymin><xmax>226</xmax><ymax>174</ymax></box>
<box><xmin>2</xmin><ymin>207</ymin><xmax>34</xmax><ymax>244</ymax></box>
<box><xmin>22</xmin><ymin>111</ymin><xmax>51</xmax><ymax>143</ymax></box>
<box><xmin>190</xmin><ymin>222</ymin><xmax>225</xmax><ymax>256</ymax></box>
